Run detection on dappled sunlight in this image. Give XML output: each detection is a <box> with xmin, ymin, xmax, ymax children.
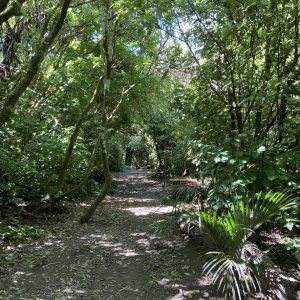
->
<box><xmin>197</xmin><ymin>276</ymin><xmax>213</xmax><ymax>287</ymax></box>
<box><xmin>90</xmin><ymin>233</ymin><xmax>111</xmax><ymax>239</ymax></box>
<box><xmin>44</xmin><ymin>239</ymin><xmax>64</xmax><ymax>246</ymax></box>
<box><xmin>142</xmin><ymin>197</ymin><xmax>159</xmax><ymax>202</ymax></box>
<box><xmin>136</xmin><ymin>238</ymin><xmax>150</xmax><ymax>248</ymax></box>
<box><xmin>130</xmin><ymin>232</ymin><xmax>147</xmax><ymax>236</ymax></box>
<box><xmin>63</xmin><ymin>288</ymin><xmax>86</xmax><ymax>296</ymax></box>
<box><xmin>2</xmin><ymin>0</ymin><xmax>299</xmax><ymax>296</ymax></box>
<box><xmin>0</xmin><ymin>169</ymin><xmax>215</xmax><ymax>299</ymax></box>
<box><xmin>77</xmin><ymin>233</ymin><xmax>143</xmax><ymax>258</ymax></box>
<box><xmin>79</xmin><ymin>202</ymin><xmax>91</xmax><ymax>207</ymax></box>
<box><xmin>12</xmin><ymin>271</ymin><xmax>27</xmax><ymax>284</ymax></box>
<box><xmin>110</xmin><ymin>196</ymin><xmax>156</xmax><ymax>203</ymax></box>
<box><xmin>170</xmin><ymin>289</ymin><xmax>201</xmax><ymax>300</ymax></box>
<box><xmin>122</xmin><ymin>249</ymin><xmax>140</xmax><ymax>257</ymax></box>
<box><xmin>96</xmin><ymin>241</ymin><xmax>123</xmax><ymax>249</ymax></box>
<box><xmin>122</xmin><ymin>205</ymin><xmax>173</xmax><ymax>216</ymax></box>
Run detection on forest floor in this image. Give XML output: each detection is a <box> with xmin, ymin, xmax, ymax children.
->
<box><xmin>0</xmin><ymin>169</ymin><xmax>217</xmax><ymax>300</ymax></box>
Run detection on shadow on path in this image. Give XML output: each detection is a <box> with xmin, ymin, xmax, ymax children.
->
<box><xmin>0</xmin><ymin>169</ymin><xmax>218</xmax><ymax>300</ymax></box>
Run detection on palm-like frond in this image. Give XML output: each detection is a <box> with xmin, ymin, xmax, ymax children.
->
<box><xmin>198</xmin><ymin>192</ymin><xmax>298</xmax><ymax>300</ymax></box>
<box><xmin>231</xmin><ymin>192</ymin><xmax>297</xmax><ymax>233</ymax></box>
<box><xmin>202</xmin><ymin>244</ymin><xmax>266</xmax><ymax>299</ymax></box>
<box><xmin>197</xmin><ymin>211</ymin><xmax>235</xmax><ymax>252</ymax></box>
<box><xmin>171</xmin><ymin>185</ymin><xmax>199</xmax><ymax>203</ymax></box>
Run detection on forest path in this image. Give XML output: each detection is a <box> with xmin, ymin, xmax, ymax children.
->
<box><xmin>0</xmin><ymin>169</ymin><xmax>213</xmax><ymax>300</ymax></box>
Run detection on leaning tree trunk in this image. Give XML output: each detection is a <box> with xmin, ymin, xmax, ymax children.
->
<box><xmin>0</xmin><ymin>0</ymin><xmax>28</xmax><ymax>25</ymax></box>
<box><xmin>163</xmin><ymin>140</ymin><xmax>167</xmax><ymax>187</ymax></box>
<box><xmin>54</xmin><ymin>76</ymin><xmax>103</xmax><ymax>196</ymax></box>
<box><xmin>0</xmin><ymin>0</ymin><xmax>71</xmax><ymax>127</ymax></box>
<box><xmin>80</xmin><ymin>134</ymin><xmax>112</xmax><ymax>223</ymax></box>
<box><xmin>64</xmin><ymin>134</ymin><xmax>101</xmax><ymax>197</ymax></box>
<box><xmin>79</xmin><ymin>0</ymin><xmax>114</xmax><ymax>223</ymax></box>
<box><xmin>0</xmin><ymin>0</ymin><xmax>9</xmax><ymax>13</ymax></box>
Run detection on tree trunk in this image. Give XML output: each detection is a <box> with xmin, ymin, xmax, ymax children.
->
<box><xmin>0</xmin><ymin>0</ymin><xmax>27</xmax><ymax>24</ymax></box>
<box><xmin>254</xmin><ymin>103</ymin><xmax>262</xmax><ymax>138</ymax></box>
<box><xmin>80</xmin><ymin>134</ymin><xmax>112</xmax><ymax>223</ymax></box>
<box><xmin>0</xmin><ymin>0</ymin><xmax>9</xmax><ymax>13</ymax></box>
<box><xmin>55</xmin><ymin>76</ymin><xmax>103</xmax><ymax>195</ymax></box>
<box><xmin>163</xmin><ymin>140</ymin><xmax>167</xmax><ymax>187</ymax></box>
<box><xmin>125</xmin><ymin>147</ymin><xmax>133</xmax><ymax>166</ymax></box>
<box><xmin>65</xmin><ymin>134</ymin><xmax>101</xmax><ymax>197</ymax></box>
<box><xmin>155</xmin><ymin>143</ymin><xmax>164</xmax><ymax>178</ymax></box>
<box><xmin>79</xmin><ymin>0</ymin><xmax>113</xmax><ymax>223</ymax></box>
<box><xmin>0</xmin><ymin>0</ymin><xmax>71</xmax><ymax>127</ymax></box>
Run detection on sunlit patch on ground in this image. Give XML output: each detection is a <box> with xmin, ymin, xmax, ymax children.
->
<box><xmin>136</xmin><ymin>238</ymin><xmax>150</xmax><ymax>248</ymax></box>
<box><xmin>0</xmin><ymin>169</ymin><xmax>215</xmax><ymax>300</ymax></box>
<box><xmin>123</xmin><ymin>205</ymin><xmax>173</xmax><ymax>216</ymax></box>
<box><xmin>78</xmin><ymin>202</ymin><xmax>91</xmax><ymax>207</ymax></box>
<box><xmin>63</xmin><ymin>288</ymin><xmax>86</xmax><ymax>295</ymax></box>
<box><xmin>111</xmin><ymin>196</ymin><xmax>157</xmax><ymax>203</ymax></box>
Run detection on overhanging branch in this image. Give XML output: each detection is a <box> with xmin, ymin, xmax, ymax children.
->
<box><xmin>0</xmin><ymin>0</ymin><xmax>28</xmax><ymax>25</ymax></box>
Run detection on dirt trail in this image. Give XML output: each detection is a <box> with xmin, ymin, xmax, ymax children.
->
<box><xmin>0</xmin><ymin>169</ymin><xmax>212</xmax><ymax>300</ymax></box>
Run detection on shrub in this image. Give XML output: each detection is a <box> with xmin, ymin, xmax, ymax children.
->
<box><xmin>0</xmin><ymin>221</ymin><xmax>44</xmax><ymax>242</ymax></box>
<box><xmin>196</xmin><ymin>192</ymin><xmax>298</xmax><ymax>299</ymax></box>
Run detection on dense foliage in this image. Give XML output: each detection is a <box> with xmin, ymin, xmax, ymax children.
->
<box><xmin>0</xmin><ymin>0</ymin><xmax>299</xmax><ymax>299</ymax></box>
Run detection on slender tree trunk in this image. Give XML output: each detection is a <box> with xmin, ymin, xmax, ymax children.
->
<box><xmin>277</xmin><ymin>2</ymin><xmax>299</xmax><ymax>141</ymax></box>
<box><xmin>125</xmin><ymin>147</ymin><xmax>133</xmax><ymax>166</ymax></box>
<box><xmin>230</xmin><ymin>108</ymin><xmax>236</xmax><ymax>136</ymax></box>
<box><xmin>0</xmin><ymin>0</ymin><xmax>9</xmax><ymax>13</ymax></box>
<box><xmin>163</xmin><ymin>140</ymin><xmax>167</xmax><ymax>187</ymax></box>
<box><xmin>79</xmin><ymin>0</ymin><xmax>114</xmax><ymax>222</ymax></box>
<box><xmin>80</xmin><ymin>134</ymin><xmax>112</xmax><ymax>223</ymax></box>
<box><xmin>277</xmin><ymin>92</ymin><xmax>288</xmax><ymax>142</ymax></box>
<box><xmin>254</xmin><ymin>103</ymin><xmax>262</xmax><ymax>138</ymax></box>
<box><xmin>235</xmin><ymin>104</ymin><xmax>243</xmax><ymax>133</ymax></box>
<box><xmin>255</xmin><ymin>24</ymin><xmax>272</xmax><ymax>138</ymax></box>
<box><xmin>155</xmin><ymin>143</ymin><xmax>164</xmax><ymax>177</ymax></box>
<box><xmin>0</xmin><ymin>0</ymin><xmax>71</xmax><ymax>127</ymax></box>
<box><xmin>54</xmin><ymin>76</ymin><xmax>103</xmax><ymax>195</ymax></box>
<box><xmin>65</xmin><ymin>134</ymin><xmax>102</xmax><ymax>197</ymax></box>
<box><xmin>0</xmin><ymin>0</ymin><xmax>27</xmax><ymax>24</ymax></box>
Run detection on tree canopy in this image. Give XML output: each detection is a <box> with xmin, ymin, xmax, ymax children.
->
<box><xmin>0</xmin><ymin>0</ymin><xmax>299</xmax><ymax>298</ymax></box>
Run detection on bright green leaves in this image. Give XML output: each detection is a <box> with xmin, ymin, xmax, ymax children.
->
<box><xmin>260</xmin><ymin>0</ymin><xmax>269</xmax><ymax>6</ymax></box>
<box><xmin>0</xmin><ymin>222</ymin><xmax>44</xmax><ymax>242</ymax></box>
<box><xmin>196</xmin><ymin>192</ymin><xmax>298</xmax><ymax>299</ymax></box>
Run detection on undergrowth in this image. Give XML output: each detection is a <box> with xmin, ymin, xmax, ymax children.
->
<box><xmin>0</xmin><ymin>218</ymin><xmax>44</xmax><ymax>243</ymax></box>
<box><xmin>164</xmin><ymin>187</ymin><xmax>299</xmax><ymax>300</ymax></box>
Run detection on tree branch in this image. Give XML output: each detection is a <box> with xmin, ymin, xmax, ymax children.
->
<box><xmin>70</xmin><ymin>0</ymin><xmax>97</xmax><ymax>8</ymax></box>
<box><xmin>0</xmin><ymin>0</ymin><xmax>72</xmax><ymax>128</ymax></box>
<box><xmin>0</xmin><ymin>0</ymin><xmax>28</xmax><ymax>25</ymax></box>
<box><xmin>0</xmin><ymin>0</ymin><xmax>10</xmax><ymax>13</ymax></box>
<box><xmin>174</xmin><ymin>14</ymin><xmax>227</xmax><ymax>105</ymax></box>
